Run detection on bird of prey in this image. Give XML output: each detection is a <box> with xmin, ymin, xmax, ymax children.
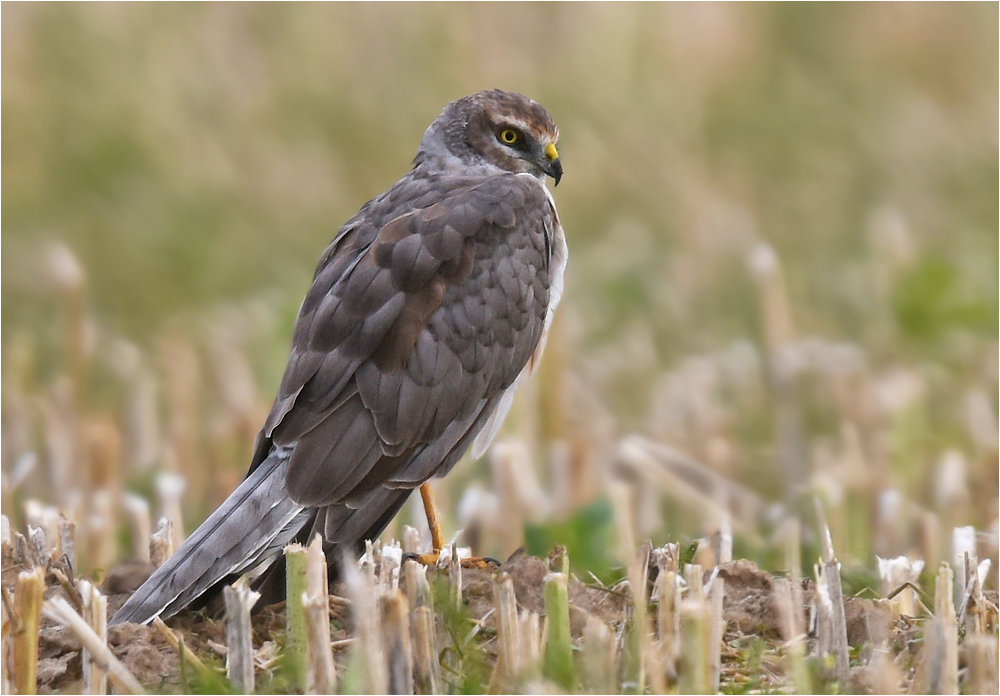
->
<box><xmin>111</xmin><ymin>90</ymin><xmax>566</xmax><ymax>625</ymax></box>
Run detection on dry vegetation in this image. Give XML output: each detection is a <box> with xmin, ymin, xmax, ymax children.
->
<box><xmin>2</xmin><ymin>3</ymin><xmax>998</xmax><ymax>694</ymax></box>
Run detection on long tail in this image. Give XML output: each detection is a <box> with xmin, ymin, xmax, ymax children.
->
<box><xmin>110</xmin><ymin>449</ymin><xmax>416</xmax><ymax>626</ymax></box>
<box><xmin>110</xmin><ymin>449</ymin><xmax>307</xmax><ymax>625</ymax></box>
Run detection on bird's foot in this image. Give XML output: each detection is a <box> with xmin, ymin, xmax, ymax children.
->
<box><xmin>402</xmin><ymin>552</ymin><xmax>501</xmax><ymax>569</ymax></box>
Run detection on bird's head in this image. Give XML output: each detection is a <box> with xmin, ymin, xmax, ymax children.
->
<box><xmin>418</xmin><ymin>89</ymin><xmax>562</xmax><ymax>186</ymax></box>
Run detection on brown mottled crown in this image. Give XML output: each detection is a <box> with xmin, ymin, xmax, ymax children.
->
<box><xmin>419</xmin><ymin>90</ymin><xmax>561</xmax><ymax>181</ymax></box>
<box><xmin>465</xmin><ymin>89</ymin><xmax>559</xmax><ymax>142</ymax></box>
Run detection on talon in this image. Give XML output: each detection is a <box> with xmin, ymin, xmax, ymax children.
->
<box><xmin>402</xmin><ymin>552</ymin><xmax>500</xmax><ymax>569</ymax></box>
<box><xmin>459</xmin><ymin>556</ymin><xmax>501</xmax><ymax>570</ymax></box>
<box><xmin>402</xmin><ymin>552</ymin><xmax>442</xmax><ymax>566</ymax></box>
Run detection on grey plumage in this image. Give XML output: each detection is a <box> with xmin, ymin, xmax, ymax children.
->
<box><xmin>111</xmin><ymin>90</ymin><xmax>566</xmax><ymax>626</ymax></box>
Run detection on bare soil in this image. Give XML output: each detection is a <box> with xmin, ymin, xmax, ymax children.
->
<box><xmin>18</xmin><ymin>552</ymin><xmax>984</xmax><ymax>693</ymax></box>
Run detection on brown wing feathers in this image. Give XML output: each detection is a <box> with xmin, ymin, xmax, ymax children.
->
<box><xmin>265</xmin><ymin>176</ymin><xmax>551</xmax><ymax>509</ymax></box>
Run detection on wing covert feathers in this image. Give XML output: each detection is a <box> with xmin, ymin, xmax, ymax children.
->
<box><xmin>272</xmin><ymin>174</ymin><xmax>560</xmax><ymax>508</ymax></box>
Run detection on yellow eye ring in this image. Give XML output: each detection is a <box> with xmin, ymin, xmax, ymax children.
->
<box><xmin>499</xmin><ymin>129</ymin><xmax>520</xmax><ymax>145</ymax></box>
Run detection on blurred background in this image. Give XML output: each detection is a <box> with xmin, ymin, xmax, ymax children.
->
<box><xmin>3</xmin><ymin>4</ymin><xmax>997</xmax><ymax>589</ymax></box>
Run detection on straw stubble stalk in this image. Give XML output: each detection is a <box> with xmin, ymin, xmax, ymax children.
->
<box><xmin>84</xmin><ymin>418</ymin><xmax>123</xmax><ymax>508</ymax></box>
<box><xmin>655</xmin><ymin>568</ymin><xmax>680</xmax><ymax>682</ymax></box>
<box><xmin>493</xmin><ymin>573</ymin><xmax>520</xmax><ymax>690</ymax></box>
<box><xmin>80</xmin><ymin>580</ymin><xmax>108</xmax><ymax>695</ymax></box>
<box><xmin>685</xmin><ymin>563</ymin><xmax>705</xmax><ymax>603</ymax></box>
<box><xmin>23</xmin><ymin>503</ymin><xmax>59</xmax><ymax>564</ymax></box>
<box><xmin>580</xmin><ymin>616</ymin><xmax>616</xmax><ymax>695</ymax></box>
<box><xmin>644</xmin><ymin>634</ymin><xmax>667</xmax><ymax>693</ymax></box>
<box><xmin>622</xmin><ymin>543</ymin><xmax>651</xmax><ymax>694</ymax></box>
<box><xmin>542</xmin><ymin>572</ymin><xmax>575</xmax><ymax>691</ymax></box>
<box><xmin>920</xmin><ymin>511</ymin><xmax>942</xmax><ymax>571</ymax></box>
<box><xmin>305</xmin><ymin>534</ymin><xmax>328</xmax><ymax>601</ymax></box>
<box><xmin>679</xmin><ymin>564</ymin><xmax>711</xmax><ymax>695</ymax></box>
<box><xmin>404</xmin><ymin>561</ymin><xmax>439</xmax><ymax>695</ymax></box>
<box><xmin>13</xmin><ymin>532</ymin><xmax>28</xmax><ymax>568</ymax></box>
<box><xmin>780</xmin><ymin>516</ymin><xmax>801</xmax><ymax>578</ymax></box>
<box><xmin>952</xmin><ymin>526</ymin><xmax>976</xmax><ymax>609</ymax></box>
<box><xmin>159</xmin><ymin>333</ymin><xmax>200</xmax><ymax>490</ymax></box>
<box><xmin>152</xmin><ymin>616</ymin><xmax>216</xmax><ymax>685</ymax></box>
<box><xmin>27</xmin><ymin>525</ymin><xmax>51</xmax><ymax>570</ymax></box>
<box><xmin>223</xmin><ymin>580</ymin><xmax>260</xmax><ymax>694</ymax></box>
<box><xmin>812</xmin><ymin>508</ymin><xmax>850</xmax><ymax>685</ymax></box>
<box><xmin>747</xmin><ymin>244</ymin><xmax>808</xmax><ymax>499</ymax></box>
<box><xmin>868</xmin><ymin>648</ymin><xmax>904</xmax><ymax>695</ymax></box>
<box><xmin>44</xmin><ymin>242</ymin><xmax>88</xmax><ymax>412</ymax></box>
<box><xmin>412</xmin><ymin>605</ymin><xmax>438</xmax><ymax>695</ymax></box>
<box><xmin>959</xmin><ymin>549</ymin><xmax>988</xmax><ymax>637</ymax></box>
<box><xmin>149</xmin><ymin>517</ymin><xmax>173</xmax><ymax>568</ymax></box>
<box><xmin>37</xmin><ymin>383</ymin><xmax>77</xmax><ymax>513</ymax></box>
<box><xmin>122</xmin><ymin>493</ymin><xmax>152</xmax><ymax>564</ymax></box>
<box><xmin>378</xmin><ymin>542</ymin><xmax>401</xmax><ymax>592</ymax></box>
<box><xmin>927</xmin><ymin>562</ymin><xmax>958</xmax><ymax>695</ymax></box>
<box><xmin>608</xmin><ymin>481</ymin><xmax>636</xmax><ymax>568</ymax></box>
<box><xmin>14</xmin><ymin>568</ymin><xmax>45</xmax><ymax>695</ymax></box>
<box><xmin>403</xmin><ymin>558</ymin><xmax>430</xmax><ymax>608</ymax></box>
<box><xmin>156</xmin><ymin>472</ymin><xmax>186</xmax><ymax>551</ymax></box>
<box><xmin>58</xmin><ymin>515</ymin><xmax>76</xmax><ymax>573</ymax></box>
<box><xmin>516</xmin><ymin>611</ymin><xmax>542</xmax><ymax>685</ymax></box>
<box><xmin>344</xmin><ymin>558</ymin><xmax>388</xmax><ymax>695</ymax></box>
<box><xmin>965</xmin><ymin>635</ymin><xmax>999</xmax><ymax>695</ymax></box>
<box><xmin>363</xmin><ymin>539</ymin><xmax>379</xmax><ymax>584</ymax></box>
<box><xmin>678</xmin><ymin>598</ymin><xmax>709</xmax><ymax>695</ymax></box>
<box><xmin>492</xmin><ymin>572</ymin><xmax>542</xmax><ymax>691</ymax></box>
<box><xmin>814</xmin><ymin>558</ymin><xmax>850</xmax><ymax>684</ymax></box>
<box><xmin>1</xmin><ymin>589</ymin><xmax>10</xmax><ymax>694</ymax></box>
<box><xmin>284</xmin><ymin>543</ymin><xmax>308</xmax><ymax>691</ymax></box>
<box><xmin>773</xmin><ymin>577</ymin><xmax>811</xmax><ymax>694</ymax></box>
<box><xmin>302</xmin><ymin>534</ymin><xmax>336</xmax><ymax>694</ymax></box>
<box><xmin>2</xmin><ymin>515</ymin><xmax>14</xmax><ymax>571</ymax></box>
<box><xmin>716</xmin><ymin>513</ymin><xmax>733</xmax><ymax>565</ymax></box>
<box><xmin>49</xmin><ymin>567</ymin><xmax>82</xmax><ymax>614</ymax></box>
<box><xmin>45</xmin><ymin>596</ymin><xmax>146</xmax><ymax>694</ymax></box>
<box><xmin>747</xmin><ymin>243</ymin><xmax>794</xmax><ymax>358</ymax></box>
<box><xmin>402</xmin><ymin>525</ymin><xmax>422</xmax><ymax>555</ymax></box>
<box><xmin>548</xmin><ymin>543</ymin><xmax>569</xmax><ymax>575</ymax></box>
<box><xmin>707</xmin><ymin>575</ymin><xmax>725</xmax><ymax>693</ymax></box>
<box><xmin>447</xmin><ymin>543</ymin><xmax>462</xmax><ymax>610</ymax></box>
<box><xmin>381</xmin><ymin>590</ymin><xmax>414</xmax><ymax>695</ymax></box>
<box><xmin>304</xmin><ymin>595</ymin><xmax>337</xmax><ymax>695</ymax></box>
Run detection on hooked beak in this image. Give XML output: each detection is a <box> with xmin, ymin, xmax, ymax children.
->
<box><xmin>543</xmin><ymin>142</ymin><xmax>562</xmax><ymax>186</ymax></box>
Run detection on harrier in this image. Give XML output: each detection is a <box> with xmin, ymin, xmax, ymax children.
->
<box><xmin>112</xmin><ymin>90</ymin><xmax>566</xmax><ymax>625</ymax></box>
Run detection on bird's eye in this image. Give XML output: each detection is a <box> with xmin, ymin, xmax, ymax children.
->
<box><xmin>498</xmin><ymin>129</ymin><xmax>520</xmax><ymax>145</ymax></box>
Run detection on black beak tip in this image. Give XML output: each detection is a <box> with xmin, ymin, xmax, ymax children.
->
<box><xmin>549</xmin><ymin>159</ymin><xmax>563</xmax><ymax>187</ymax></box>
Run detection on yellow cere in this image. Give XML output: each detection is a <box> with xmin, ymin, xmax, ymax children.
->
<box><xmin>544</xmin><ymin>142</ymin><xmax>559</xmax><ymax>162</ymax></box>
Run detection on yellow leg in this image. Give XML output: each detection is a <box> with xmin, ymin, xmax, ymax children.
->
<box><xmin>420</xmin><ymin>482</ymin><xmax>446</xmax><ymax>554</ymax></box>
<box><xmin>405</xmin><ymin>483</ymin><xmax>500</xmax><ymax>570</ymax></box>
